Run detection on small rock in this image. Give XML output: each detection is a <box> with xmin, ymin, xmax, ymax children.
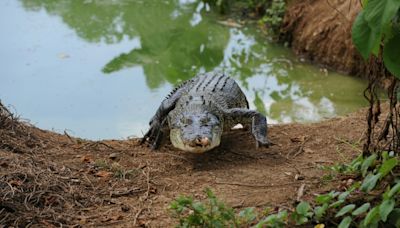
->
<box><xmin>346</xmin><ymin>179</ymin><xmax>354</xmax><ymax>187</ymax></box>
<box><xmin>109</xmin><ymin>153</ymin><xmax>119</xmax><ymax>160</ymax></box>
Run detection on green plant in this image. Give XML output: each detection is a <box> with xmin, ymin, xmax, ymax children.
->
<box><xmin>170</xmin><ymin>188</ymin><xmax>289</xmax><ymax>227</ymax></box>
<box><xmin>260</xmin><ymin>0</ymin><xmax>286</xmax><ymax>34</ymax></box>
<box><xmin>311</xmin><ymin>154</ymin><xmax>400</xmax><ymax>227</ymax></box>
<box><xmin>290</xmin><ymin>201</ymin><xmax>313</xmax><ymax>225</ymax></box>
<box><xmin>170</xmin><ymin>188</ymin><xmax>239</xmax><ymax>227</ymax></box>
<box><xmin>352</xmin><ymin>0</ymin><xmax>400</xmax><ymax>78</ymax></box>
<box><xmin>170</xmin><ymin>155</ymin><xmax>400</xmax><ymax>227</ymax></box>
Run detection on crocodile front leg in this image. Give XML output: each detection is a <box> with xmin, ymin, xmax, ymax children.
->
<box><xmin>141</xmin><ymin>84</ymin><xmax>189</xmax><ymax>150</ymax></box>
<box><xmin>224</xmin><ymin>108</ymin><xmax>270</xmax><ymax>148</ymax></box>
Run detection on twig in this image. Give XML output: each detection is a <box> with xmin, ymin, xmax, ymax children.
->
<box><xmin>287</xmin><ymin>136</ymin><xmax>310</xmax><ymax>159</ymax></box>
<box><xmin>215</xmin><ymin>181</ymin><xmax>302</xmax><ymax>188</ymax></box>
<box><xmin>326</xmin><ymin>0</ymin><xmax>351</xmax><ymax>22</ymax></box>
<box><xmin>110</xmin><ymin>188</ymin><xmax>144</xmax><ymax>198</ymax></box>
<box><xmin>296</xmin><ymin>183</ymin><xmax>306</xmax><ymax>202</ymax></box>
<box><xmin>63</xmin><ymin>130</ymin><xmax>75</xmax><ymax>143</ymax></box>
<box><xmin>141</xmin><ymin>166</ymin><xmax>151</xmax><ymax>201</ymax></box>
<box><xmin>133</xmin><ymin>208</ymin><xmax>145</xmax><ymax>226</ymax></box>
<box><xmin>334</xmin><ymin>137</ymin><xmax>362</xmax><ymax>152</ymax></box>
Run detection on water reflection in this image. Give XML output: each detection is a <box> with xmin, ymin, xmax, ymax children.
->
<box><xmin>21</xmin><ymin>0</ymin><xmax>229</xmax><ymax>89</ymax></box>
<box><xmin>1</xmin><ymin>0</ymin><xmax>367</xmax><ymax>139</ymax></box>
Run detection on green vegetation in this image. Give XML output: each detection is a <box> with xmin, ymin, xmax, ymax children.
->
<box><xmin>203</xmin><ymin>0</ymin><xmax>286</xmax><ymax>35</ymax></box>
<box><xmin>170</xmin><ymin>155</ymin><xmax>400</xmax><ymax>227</ymax></box>
<box><xmin>170</xmin><ymin>188</ymin><xmax>289</xmax><ymax>227</ymax></box>
<box><xmin>352</xmin><ymin>0</ymin><xmax>400</xmax><ymax>78</ymax></box>
<box><xmin>259</xmin><ymin>0</ymin><xmax>286</xmax><ymax>34</ymax></box>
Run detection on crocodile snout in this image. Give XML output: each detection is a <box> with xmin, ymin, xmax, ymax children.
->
<box><xmin>191</xmin><ymin>136</ymin><xmax>210</xmax><ymax>147</ymax></box>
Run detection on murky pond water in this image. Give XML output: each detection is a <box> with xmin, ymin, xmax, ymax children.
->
<box><xmin>0</xmin><ymin>0</ymin><xmax>368</xmax><ymax>140</ymax></box>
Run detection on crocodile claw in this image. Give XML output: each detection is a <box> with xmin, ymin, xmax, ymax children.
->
<box><xmin>140</xmin><ymin>119</ymin><xmax>166</xmax><ymax>150</ymax></box>
<box><xmin>255</xmin><ymin>137</ymin><xmax>271</xmax><ymax>149</ymax></box>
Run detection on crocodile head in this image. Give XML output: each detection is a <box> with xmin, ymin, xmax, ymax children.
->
<box><xmin>169</xmin><ymin>111</ymin><xmax>222</xmax><ymax>153</ymax></box>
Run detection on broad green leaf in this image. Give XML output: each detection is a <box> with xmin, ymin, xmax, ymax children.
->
<box><xmin>256</xmin><ymin>210</ymin><xmax>288</xmax><ymax>228</ymax></box>
<box><xmin>296</xmin><ymin>201</ymin><xmax>311</xmax><ymax>215</ymax></box>
<box><xmin>363</xmin><ymin>206</ymin><xmax>380</xmax><ymax>226</ymax></box>
<box><xmin>315</xmin><ymin>191</ymin><xmax>337</xmax><ymax>204</ymax></box>
<box><xmin>388</xmin><ymin>208</ymin><xmax>400</xmax><ymax>227</ymax></box>
<box><xmin>383</xmin><ymin>31</ymin><xmax>400</xmax><ymax>79</ymax></box>
<box><xmin>381</xmin><ymin>151</ymin><xmax>389</xmax><ymax>161</ymax></box>
<box><xmin>378</xmin><ymin>157</ymin><xmax>398</xmax><ymax>178</ymax></box>
<box><xmin>336</xmin><ymin>204</ymin><xmax>356</xmax><ymax>217</ymax></box>
<box><xmin>192</xmin><ymin>202</ymin><xmax>206</xmax><ymax>213</ymax></box>
<box><xmin>330</xmin><ymin>200</ymin><xmax>345</xmax><ymax>208</ymax></box>
<box><xmin>238</xmin><ymin>207</ymin><xmax>256</xmax><ymax>222</ymax></box>
<box><xmin>352</xmin><ymin>203</ymin><xmax>371</xmax><ymax>216</ymax></box>
<box><xmin>388</xmin><ymin>182</ymin><xmax>400</xmax><ymax>197</ymax></box>
<box><xmin>352</xmin><ymin>11</ymin><xmax>381</xmax><ymax>59</ymax></box>
<box><xmin>397</xmin><ymin>87</ymin><xmax>400</xmax><ymax>101</ymax></box>
<box><xmin>338</xmin><ymin>216</ymin><xmax>352</xmax><ymax>228</ymax></box>
<box><xmin>350</xmin><ymin>155</ymin><xmax>364</xmax><ymax>167</ymax></box>
<box><xmin>314</xmin><ymin>203</ymin><xmax>328</xmax><ymax>220</ymax></box>
<box><xmin>360</xmin><ymin>173</ymin><xmax>381</xmax><ymax>192</ymax></box>
<box><xmin>297</xmin><ymin>217</ymin><xmax>308</xmax><ymax>225</ymax></box>
<box><xmin>338</xmin><ymin>191</ymin><xmax>350</xmax><ymax>201</ymax></box>
<box><xmin>361</xmin><ymin>154</ymin><xmax>377</xmax><ymax>177</ymax></box>
<box><xmin>364</xmin><ymin>0</ymin><xmax>400</xmax><ymax>32</ymax></box>
<box><xmin>380</xmin><ymin>199</ymin><xmax>395</xmax><ymax>221</ymax></box>
<box><xmin>382</xmin><ymin>22</ymin><xmax>394</xmax><ymax>43</ymax></box>
<box><xmin>278</xmin><ymin>210</ymin><xmax>288</xmax><ymax>219</ymax></box>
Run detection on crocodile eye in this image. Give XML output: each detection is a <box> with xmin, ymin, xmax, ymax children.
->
<box><xmin>200</xmin><ymin>117</ymin><xmax>211</xmax><ymax>126</ymax></box>
<box><xmin>182</xmin><ymin>118</ymin><xmax>193</xmax><ymax>126</ymax></box>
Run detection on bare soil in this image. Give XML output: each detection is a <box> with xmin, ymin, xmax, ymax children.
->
<box><xmin>1</xmin><ymin>0</ymin><xmax>379</xmax><ymax>227</ymax></box>
<box><xmin>1</xmin><ymin>101</ymin><xmax>367</xmax><ymax>227</ymax></box>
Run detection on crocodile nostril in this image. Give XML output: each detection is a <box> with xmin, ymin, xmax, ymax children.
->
<box><xmin>195</xmin><ymin>137</ymin><xmax>210</xmax><ymax>147</ymax></box>
<box><xmin>195</xmin><ymin>138</ymin><xmax>202</xmax><ymax>146</ymax></box>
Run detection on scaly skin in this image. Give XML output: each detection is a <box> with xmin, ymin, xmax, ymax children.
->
<box><xmin>141</xmin><ymin>72</ymin><xmax>270</xmax><ymax>153</ymax></box>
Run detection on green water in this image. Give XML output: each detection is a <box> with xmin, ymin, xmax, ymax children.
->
<box><xmin>0</xmin><ymin>0</ymin><xmax>368</xmax><ymax>139</ymax></box>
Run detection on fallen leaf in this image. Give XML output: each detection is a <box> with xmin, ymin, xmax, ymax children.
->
<box><xmin>290</xmin><ymin>136</ymin><xmax>305</xmax><ymax>143</ymax></box>
<box><xmin>80</xmin><ymin>155</ymin><xmax>93</xmax><ymax>163</ymax></box>
<box><xmin>112</xmin><ymin>215</ymin><xmax>123</xmax><ymax>221</ymax></box>
<box><xmin>95</xmin><ymin>170</ymin><xmax>112</xmax><ymax>178</ymax></box>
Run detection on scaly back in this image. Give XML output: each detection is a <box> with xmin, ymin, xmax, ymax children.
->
<box><xmin>184</xmin><ymin>72</ymin><xmax>249</xmax><ymax>110</ymax></box>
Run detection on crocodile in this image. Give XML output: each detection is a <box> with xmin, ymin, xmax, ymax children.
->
<box><xmin>141</xmin><ymin>72</ymin><xmax>270</xmax><ymax>153</ymax></box>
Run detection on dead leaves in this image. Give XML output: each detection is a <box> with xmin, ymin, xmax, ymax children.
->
<box><xmin>95</xmin><ymin>170</ymin><xmax>112</xmax><ymax>178</ymax></box>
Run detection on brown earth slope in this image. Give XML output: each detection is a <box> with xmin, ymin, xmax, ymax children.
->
<box><xmin>1</xmin><ymin>0</ymin><xmax>377</xmax><ymax>227</ymax></box>
<box><xmin>1</xmin><ymin>101</ymin><xmax>366</xmax><ymax>227</ymax></box>
<box><xmin>281</xmin><ymin>0</ymin><xmax>367</xmax><ymax>76</ymax></box>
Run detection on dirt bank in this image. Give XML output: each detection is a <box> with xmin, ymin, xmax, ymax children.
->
<box><xmin>1</xmin><ymin>101</ymin><xmax>367</xmax><ymax>227</ymax></box>
<box><xmin>281</xmin><ymin>0</ymin><xmax>368</xmax><ymax>76</ymax></box>
<box><xmin>0</xmin><ymin>1</ymin><xmax>380</xmax><ymax>226</ymax></box>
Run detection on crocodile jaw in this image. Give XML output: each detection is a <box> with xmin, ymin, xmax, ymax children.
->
<box><xmin>170</xmin><ymin>129</ymin><xmax>221</xmax><ymax>153</ymax></box>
